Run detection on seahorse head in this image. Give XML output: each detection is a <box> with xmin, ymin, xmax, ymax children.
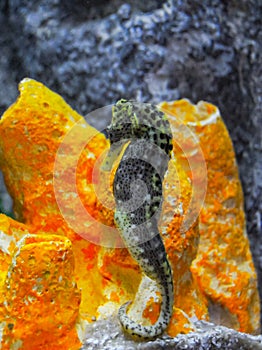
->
<box><xmin>107</xmin><ymin>99</ymin><xmax>173</xmax><ymax>156</ymax></box>
<box><xmin>102</xmin><ymin>100</ymin><xmax>173</xmax><ymax>172</ymax></box>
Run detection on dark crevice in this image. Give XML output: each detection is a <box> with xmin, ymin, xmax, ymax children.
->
<box><xmin>60</xmin><ymin>0</ymin><xmax>166</xmax><ymax>21</ymax></box>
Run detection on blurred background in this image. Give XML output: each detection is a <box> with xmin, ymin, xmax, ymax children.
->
<box><xmin>0</xmin><ymin>0</ymin><xmax>261</xmax><ymax>323</ymax></box>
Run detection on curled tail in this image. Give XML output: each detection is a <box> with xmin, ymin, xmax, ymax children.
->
<box><xmin>118</xmin><ymin>255</ymin><xmax>174</xmax><ymax>339</ymax></box>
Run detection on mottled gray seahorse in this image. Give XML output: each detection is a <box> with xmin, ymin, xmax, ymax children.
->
<box><xmin>103</xmin><ymin>99</ymin><xmax>174</xmax><ymax>339</ymax></box>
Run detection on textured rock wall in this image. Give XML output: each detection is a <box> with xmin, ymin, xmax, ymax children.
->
<box><xmin>80</xmin><ymin>317</ymin><xmax>262</xmax><ymax>350</ymax></box>
<box><xmin>0</xmin><ymin>0</ymin><xmax>261</xmax><ymax>325</ymax></box>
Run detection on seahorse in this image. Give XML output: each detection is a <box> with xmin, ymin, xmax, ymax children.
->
<box><xmin>103</xmin><ymin>99</ymin><xmax>174</xmax><ymax>339</ymax></box>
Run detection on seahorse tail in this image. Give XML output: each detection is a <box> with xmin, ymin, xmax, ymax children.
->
<box><xmin>118</xmin><ymin>302</ymin><xmax>166</xmax><ymax>339</ymax></box>
<box><xmin>118</xmin><ymin>259</ymin><xmax>174</xmax><ymax>339</ymax></box>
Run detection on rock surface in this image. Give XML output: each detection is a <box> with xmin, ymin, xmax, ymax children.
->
<box><xmin>80</xmin><ymin>317</ymin><xmax>262</xmax><ymax>350</ymax></box>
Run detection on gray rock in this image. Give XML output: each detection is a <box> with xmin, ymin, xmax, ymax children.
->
<box><xmin>0</xmin><ymin>172</ymin><xmax>12</xmax><ymax>215</ymax></box>
<box><xmin>80</xmin><ymin>317</ymin><xmax>262</xmax><ymax>350</ymax></box>
<box><xmin>0</xmin><ymin>0</ymin><xmax>261</xmax><ymax>327</ymax></box>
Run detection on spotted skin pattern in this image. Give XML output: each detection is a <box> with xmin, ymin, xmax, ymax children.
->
<box><xmin>105</xmin><ymin>100</ymin><xmax>174</xmax><ymax>339</ymax></box>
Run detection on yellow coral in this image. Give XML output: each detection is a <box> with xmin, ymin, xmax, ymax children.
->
<box><xmin>0</xmin><ymin>81</ymin><xmax>260</xmax><ymax>349</ymax></box>
<box><xmin>160</xmin><ymin>99</ymin><xmax>260</xmax><ymax>334</ymax></box>
<box><xmin>0</xmin><ymin>234</ymin><xmax>81</xmax><ymax>350</ymax></box>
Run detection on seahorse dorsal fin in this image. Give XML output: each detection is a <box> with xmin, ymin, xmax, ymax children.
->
<box><xmin>100</xmin><ymin>140</ymin><xmax>128</xmax><ymax>172</ymax></box>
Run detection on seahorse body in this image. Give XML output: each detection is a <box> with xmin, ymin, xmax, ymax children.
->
<box><xmin>105</xmin><ymin>100</ymin><xmax>174</xmax><ymax>339</ymax></box>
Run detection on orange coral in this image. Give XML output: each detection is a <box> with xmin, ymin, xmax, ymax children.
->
<box><xmin>0</xmin><ymin>81</ymin><xmax>260</xmax><ymax>349</ymax></box>
<box><xmin>160</xmin><ymin>99</ymin><xmax>260</xmax><ymax>334</ymax></box>
<box><xmin>0</xmin><ymin>234</ymin><xmax>81</xmax><ymax>350</ymax></box>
